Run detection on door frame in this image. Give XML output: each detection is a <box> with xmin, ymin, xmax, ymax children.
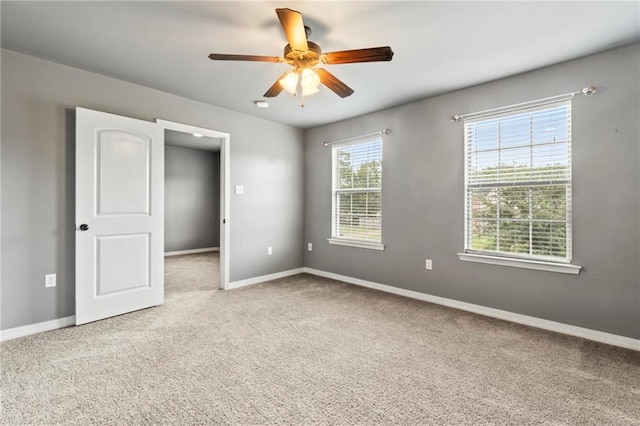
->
<box><xmin>156</xmin><ymin>119</ymin><xmax>230</xmax><ymax>290</ymax></box>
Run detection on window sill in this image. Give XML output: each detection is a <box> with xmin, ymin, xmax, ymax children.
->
<box><xmin>458</xmin><ymin>252</ymin><xmax>581</xmax><ymax>275</ymax></box>
<box><xmin>328</xmin><ymin>238</ymin><xmax>385</xmax><ymax>251</ymax></box>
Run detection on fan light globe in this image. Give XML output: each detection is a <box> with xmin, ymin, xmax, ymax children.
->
<box><xmin>279</xmin><ymin>69</ymin><xmax>320</xmax><ymax>96</ymax></box>
<box><xmin>279</xmin><ymin>71</ymin><xmax>298</xmax><ymax>94</ymax></box>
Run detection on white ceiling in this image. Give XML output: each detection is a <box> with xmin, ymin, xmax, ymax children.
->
<box><xmin>2</xmin><ymin>1</ymin><xmax>639</xmax><ymax>129</ymax></box>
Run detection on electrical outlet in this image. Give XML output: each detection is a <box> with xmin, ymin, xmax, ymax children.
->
<box><xmin>425</xmin><ymin>259</ymin><xmax>432</xmax><ymax>270</ymax></box>
<box><xmin>307</xmin><ymin>243</ymin><xmax>313</xmax><ymax>251</ymax></box>
<box><xmin>267</xmin><ymin>246</ymin><xmax>273</xmax><ymax>256</ymax></box>
<box><xmin>45</xmin><ymin>273</ymin><xmax>56</xmax><ymax>288</ymax></box>
<box><xmin>235</xmin><ymin>185</ymin><xmax>244</xmax><ymax>195</ymax></box>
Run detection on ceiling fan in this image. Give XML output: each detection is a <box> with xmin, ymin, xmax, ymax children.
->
<box><xmin>208</xmin><ymin>8</ymin><xmax>394</xmax><ymax>105</ymax></box>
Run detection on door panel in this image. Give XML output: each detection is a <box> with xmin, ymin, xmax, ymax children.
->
<box><xmin>96</xmin><ymin>234</ymin><xmax>150</xmax><ymax>296</ymax></box>
<box><xmin>97</xmin><ymin>130</ymin><xmax>151</xmax><ymax>215</ymax></box>
<box><xmin>76</xmin><ymin>107</ymin><xmax>164</xmax><ymax>325</ymax></box>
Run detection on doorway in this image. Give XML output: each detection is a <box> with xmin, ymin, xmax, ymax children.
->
<box><xmin>156</xmin><ymin>120</ymin><xmax>230</xmax><ymax>290</ymax></box>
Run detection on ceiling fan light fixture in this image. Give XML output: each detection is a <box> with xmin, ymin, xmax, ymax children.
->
<box><xmin>209</xmin><ymin>8</ymin><xmax>393</xmax><ymax>101</ymax></box>
<box><xmin>300</xmin><ymin>68</ymin><xmax>320</xmax><ymax>94</ymax></box>
<box><xmin>279</xmin><ymin>69</ymin><xmax>320</xmax><ymax>96</ymax></box>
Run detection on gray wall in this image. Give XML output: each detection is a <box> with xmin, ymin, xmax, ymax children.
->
<box><xmin>1</xmin><ymin>49</ymin><xmax>304</xmax><ymax>330</ymax></box>
<box><xmin>3</xmin><ymin>44</ymin><xmax>639</xmax><ymax>341</ymax></box>
<box><xmin>304</xmin><ymin>43</ymin><xmax>640</xmax><ymax>340</ymax></box>
<box><xmin>165</xmin><ymin>145</ymin><xmax>220</xmax><ymax>252</ymax></box>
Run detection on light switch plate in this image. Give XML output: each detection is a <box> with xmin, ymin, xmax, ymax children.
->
<box><xmin>235</xmin><ymin>185</ymin><xmax>244</xmax><ymax>195</ymax></box>
<box><xmin>45</xmin><ymin>273</ymin><xmax>56</xmax><ymax>288</ymax></box>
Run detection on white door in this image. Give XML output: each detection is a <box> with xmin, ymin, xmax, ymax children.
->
<box><xmin>75</xmin><ymin>107</ymin><xmax>164</xmax><ymax>325</ymax></box>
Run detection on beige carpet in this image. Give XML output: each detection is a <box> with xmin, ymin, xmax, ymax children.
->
<box><xmin>1</xmin><ymin>252</ymin><xmax>639</xmax><ymax>425</ymax></box>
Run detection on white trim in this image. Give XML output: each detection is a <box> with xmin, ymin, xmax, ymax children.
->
<box><xmin>328</xmin><ymin>238</ymin><xmax>385</xmax><ymax>251</ymax></box>
<box><xmin>0</xmin><ymin>316</ymin><xmax>76</xmax><ymax>341</ymax></box>
<box><xmin>303</xmin><ymin>268</ymin><xmax>639</xmax><ymax>352</ymax></box>
<box><xmin>458</xmin><ymin>252</ymin><xmax>581</xmax><ymax>274</ymax></box>
<box><xmin>227</xmin><ymin>268</ymin><xmax>305</xmax><ymax>290</ymax></box>
<box><xmin>156</xmin><ymin>119</ymin><xmax>230</xmax><ymax>290</ymax></box>
<box><xmin>220</xmin><ymin>132</ymin><xmax>231</xmax><ymax>289</ymax></box>
<box><xmin>4</xmin><ymin>271</ymin><xmax>638</xmax><ymax>352</ymax></box>
<box><xmin>164</xmin><ymin>247</ymin><xmax>219</xmax><ymax>257</ymax></box>
<box><xmin>156</xmin><ymin>119</ymin><xmax>229</xmax><ymax>140</ymax></box>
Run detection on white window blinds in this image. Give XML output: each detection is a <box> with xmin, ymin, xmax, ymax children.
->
<box><xmin>464</xmin><ymin>99</ymin><xmax>572</xmax><ymax>262</ymax></box>
<box><xmin>332</xmin><ymin>137</ymin><xmax>382</xmax><ymax>243</ymax></box>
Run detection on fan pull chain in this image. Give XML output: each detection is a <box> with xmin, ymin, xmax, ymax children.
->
<box><xmin>296</xmin><ymin>74</ymin><xmax>305</xmax><ymax>107</ymax></box>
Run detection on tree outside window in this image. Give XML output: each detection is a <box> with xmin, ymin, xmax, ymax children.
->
<box><xmin>464</xmin><ymin>101</ymin><xmax>572</xmax><ymax>262</ymax></box>
<box><xmin>332</xmin><ymin>138</ymin><xmax>382</xmax><ymax>243</ymax></box>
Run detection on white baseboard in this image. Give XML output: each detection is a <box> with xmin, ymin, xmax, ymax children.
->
<box><xmin>1</xmin><ymin>265</ymin><xmax>301</xmax><ymax>340</ymax></box>
<box><xmin>0</xmin><ymin>316</ymin><xmax>76</xmax><ymax>342</ymax></box>
<box><xmin>164</xmin><ymin>247</ymin><xmax>219</xmax><ymax>257</ymax></box>
<box><xmin>303</xmin><ymin>267</ymin><xmax>640</xmax><ymax>352</ymax></box>
<box><xmin>5</xmin><ymin>270</ymin><xmax>637</xmax><ymax>353</ymax></box>
<box><xmin>228</xmin><ymin>268</ymin><xmax>305</xmax><ymax>290</ymax></box>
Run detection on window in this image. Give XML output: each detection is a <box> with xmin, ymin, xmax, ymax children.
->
<box><xmin>329</xmin><ymin>136</ymin><xmax>384</xmax><ymax>250</ymax></box>
<box><xmin>461</xmin><ymin>98</ymin><xmax>580</xmax><ymax>272</ymax></box>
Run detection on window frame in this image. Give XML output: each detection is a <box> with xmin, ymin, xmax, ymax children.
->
<box><xmin>458</xmin><ymin>97</ymin><xmax>581</xmax><ymax>274</ymax></box>
<box><xmin>328</xmin><ymin>136</ymin><xmax>385</xmax><ymax>251</ymax></box>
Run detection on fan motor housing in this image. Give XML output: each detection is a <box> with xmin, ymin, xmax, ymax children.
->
<box><xmin>284</xmin><ymin>41</ymin><xmax>322</xmax><ymax>66</ymax></box>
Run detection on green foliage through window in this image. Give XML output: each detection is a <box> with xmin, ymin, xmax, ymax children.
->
<box><xmin>332</xmin><ymin>138</ymin><xmax>382</xmax><ymax>242</ymax></box>
<box><xmin>464</xmin><ymin>101</ymin><xmax>572</xmax><ymax>261</ymax></box>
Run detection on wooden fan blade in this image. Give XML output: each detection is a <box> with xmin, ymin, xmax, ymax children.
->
<box><xmin>276</xmin><ymin>8</ymin><xmax>308</xmax><ymax>53</ymax></box>
<box><xmin>322</xmin><ymin>46</ymin><xmax>394</xmax><ymax>64</ymax></box>
<box><xmin>208</xmin><ymin>53</ymin><xmax>282</xmax><ymax>62</ymax></box>
<box><xmin>317</xmin><ymin>68</ymin><xmax>354</xmax><ymax>98</ymax></box>
<box><xmin>263</xmin><ymin>72</ymin><xmax>289</xmax><ymax>98</ymax></box>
